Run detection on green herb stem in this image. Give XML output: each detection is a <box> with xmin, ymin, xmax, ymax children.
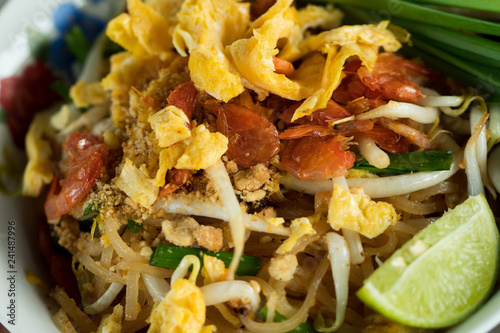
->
<box><xmin>82</xmin><ymin>202</ymin><xmax>100</xmax><ymax>218</ymax></box>
<box><xmin>410</xmin><ymin>34</ymin><xmax>500</xmax><ymax>89</ymax></box>
<box><xmin>149</xmin><ymin>243</ymin><xmax>262</xmax><ymax>276</ymax></box>
<box><xmin>65</xmin><ymin>26</ymin><xmax>91</xmax><ymax>64</ymax></box>
<box><xmin>311</xmin><ymin>0</ymin><xmax>500</xmax><ymax>36</ymax></box>
<box><xmin>127</xmin><ymin>219</ymin><xmax>144</xmax><ymax>234</ymax></box>
<box><xmin>404</xmin><ymin>0</ymin><xmax>500</xmax><ymax>13</ymax></box>
<box><xmin>331</xmin><ymin>3</ymin><xmax>500</xmax><ymax>102</ymax></box>
<box><xmin>388</xmin><ymin>17</ymin><xmax>500</xmax><ymax>69</ymax></box>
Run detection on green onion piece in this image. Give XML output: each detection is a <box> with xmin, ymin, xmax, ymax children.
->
<box><xmin>50</xmin><ymin>81</ymin><xmax>72</xmax><ymax>103</ymax></box>
<box><xmin>310</xmin><ymin>0</ymin><xmax>500</xmax><ymax>36</ymax></box>
<box><xmin>400</xmin><ymin>44</ymin><xmax>500</xmax><ymax>103</ymax></box>
<box><xmin>149</xmin><ymin>243</ymin><xmax>262</xmax><ymax>276</ymax></box>
<box><xmin>337</xmin><ymin>4</ymin><xmax>500</xmax><ymax>101</ymax></box>
<box><xmin>352</xmin><ymin>151</ymin><xmax>454</xmax><ymax>174</ymax></box>
<box><xmin>410</xmin><ymin>34</ymin><xmax>500</xmax><ymax>89</ymax></box>
<box><xmin>127</xmin><ymin>219</ymin><xmax>144</xmax><ymax>234</ymax></box>
<box><xmin>388</xmin><ymin>17</ymin><xmax>500</xmax><ymax>69</ymax></box>
<box><xmin>83</xmin><ymin>202</ymin><xmax>100</xmax><ymax>218</ymax></box>
<box><xmin>255</xmin><ymin>306</ymin><xmax>318</xmax><ymax>333</ymax></box>
<box><xmin>425</xmin><ymin>40</ymin><xmax>500</xmax><ymax>70</ymax></box>
<box><xmin>404</xmin><ymin>0</ymin><xmax>500</xmax><ymax>13</ymax></box>
<box><xmin>65</xmin><ymin>25</ymin><xmax>91</xmax><ymax>64</ymax></box>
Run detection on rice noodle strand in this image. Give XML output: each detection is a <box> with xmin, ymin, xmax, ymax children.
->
<box><xmin>125</xmin><ymin>271</ymin><xmax>140</xmax><ymax>321</ymax></box>
<box><xmin>53</xmin><ymin>309</ymin><xmax>78</xmax><ymax>333</ymax></box>
<box><xmin>52</xmin><ymin>286</ymin><xmax>98</xmax><ymax>333</ymax></box>
<box><xmin>75</xmin><ymin>252</ymin><xmax>125</xmax><ymax>283</ymax></box>
<box><xmin>386</xmin><ymin>196</ymin><xmax>446</xmax><ymax>215</ymax></box>
<box><xmin>364</xmin><ymin>231</ymin><xmax>397</xmax><ymax>257</ymax></box>
<box><xmin>116</xmin><ymin>261</ymin><xmax>173</xmax><ymax>278</ymax></box>
<box><xmin>104</xmin><ymin>215</ymin><xmax>147</xmax><ymax>263</ymax></box>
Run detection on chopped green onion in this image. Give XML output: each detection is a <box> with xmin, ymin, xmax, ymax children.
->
<box><xmin>404</xmin><ymin>0</ymin><xmax>500</xmax><ymax>13</ymax></box>
<box><xmin>65</xmin><ymin>25</ymin><xmax>91</xmax><ymax>64</ymax></box>
<box><xmin>50</xmin><ymin>81</ymin><xmax>72</xmax><ymax>103</ymax></box>
<box><xmin>127</xmin><ymin>219</ymin><xmax>144</xmax><ymax>234</ymax></box>
<box><xmin>255</xmin><ymin>306</ymin><xmax>318</xmax><ymax>333</ymax></box>
<box><xmin>83</xmin><ymin>202</ymin><xmax>100</xmax><ymax>218</ymax></box>
<box><xmin>352</xmin><ymin>151</ymin><xmax>454</xmax><ymax>174</ymax></box>
<box><xmin>149</xmin><ymin>243</ymin><xmax>262</xmax><ymax>276</ymax></box>
<box><xmin>311</xmin><ymin>0</ymin><xmax>500</xmax><ymax>36</ymax></box>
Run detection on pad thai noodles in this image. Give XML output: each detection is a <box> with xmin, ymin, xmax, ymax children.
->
<box><xmin>14</xmin><ymin>0</ymin><xmax>500</xmax><ymax>332</ymax></box>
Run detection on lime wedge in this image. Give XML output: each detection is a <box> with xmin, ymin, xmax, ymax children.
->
<box><xmin>357</xmin><ymin>194</ymin><xmax>499</xmax><ymax>328</ymax></box>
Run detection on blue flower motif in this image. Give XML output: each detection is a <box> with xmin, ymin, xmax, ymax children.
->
<box><xmin>47</xmin><ymin>36</ymin><xmax>74</xmax><ymax>76</ymax></box>
<box><xmin>53</xmin><ymin>3</ymin><xmax>82</xmax><ymax>35</ymax></box>
<box><xmin>49</xmin><ymin>1</ymin><xmax>107</xmax><ymax>79</ymax></box>
<box><xmin>76</xmin><ymin>13</ymin><xmax>105</xmax><ymax>41</ymax></box>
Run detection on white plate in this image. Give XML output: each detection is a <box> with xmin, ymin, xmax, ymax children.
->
<box><xmin>0</xmin><ymin>1</ymin><xmax>499</xmax><ymax>332</ymax></box>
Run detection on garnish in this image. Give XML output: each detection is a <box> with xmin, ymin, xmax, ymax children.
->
<box><xmin>352</xmin><ymin>150</ymin><xmax>453</xmax><ymax>174</ymax></box>
<box><xmin>149</xmin><ymin>243</ymin><xmax>262</xmax><ymax>276</ymax></box>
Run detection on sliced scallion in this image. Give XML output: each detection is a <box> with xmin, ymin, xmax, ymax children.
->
<box><xmin>352</xmin><ymin>151</ymin><xmax>454</xmax><ymax>174</ymax></box>
<box><xmin>127</xmin><ymin>219</ymin><xmax>144</xmax><ymax>234</ymax></box>
<box><xmin>50</xmin><ymin>81</ymin><xmax>72</xmax><ymax>103</ymax></box>
<box><xmin>65</xmin><ymin>25</ymin><xmax>91</xmax><ymax>64</ymax></box>
<box><xmin>149</xmin><ymin>243</ymin><xmax>262</xmax><ymax>276</ymax></box>
<box><xmin>83</xmin><ymin>202</ymin><xmax>100</xmax><ymax>218</ymax></box>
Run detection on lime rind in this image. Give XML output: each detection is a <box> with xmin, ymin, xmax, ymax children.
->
<box><xmin>356</xmin><ymin>194</ymin><xmax>500</xmax><ymax>328</ymax></box>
